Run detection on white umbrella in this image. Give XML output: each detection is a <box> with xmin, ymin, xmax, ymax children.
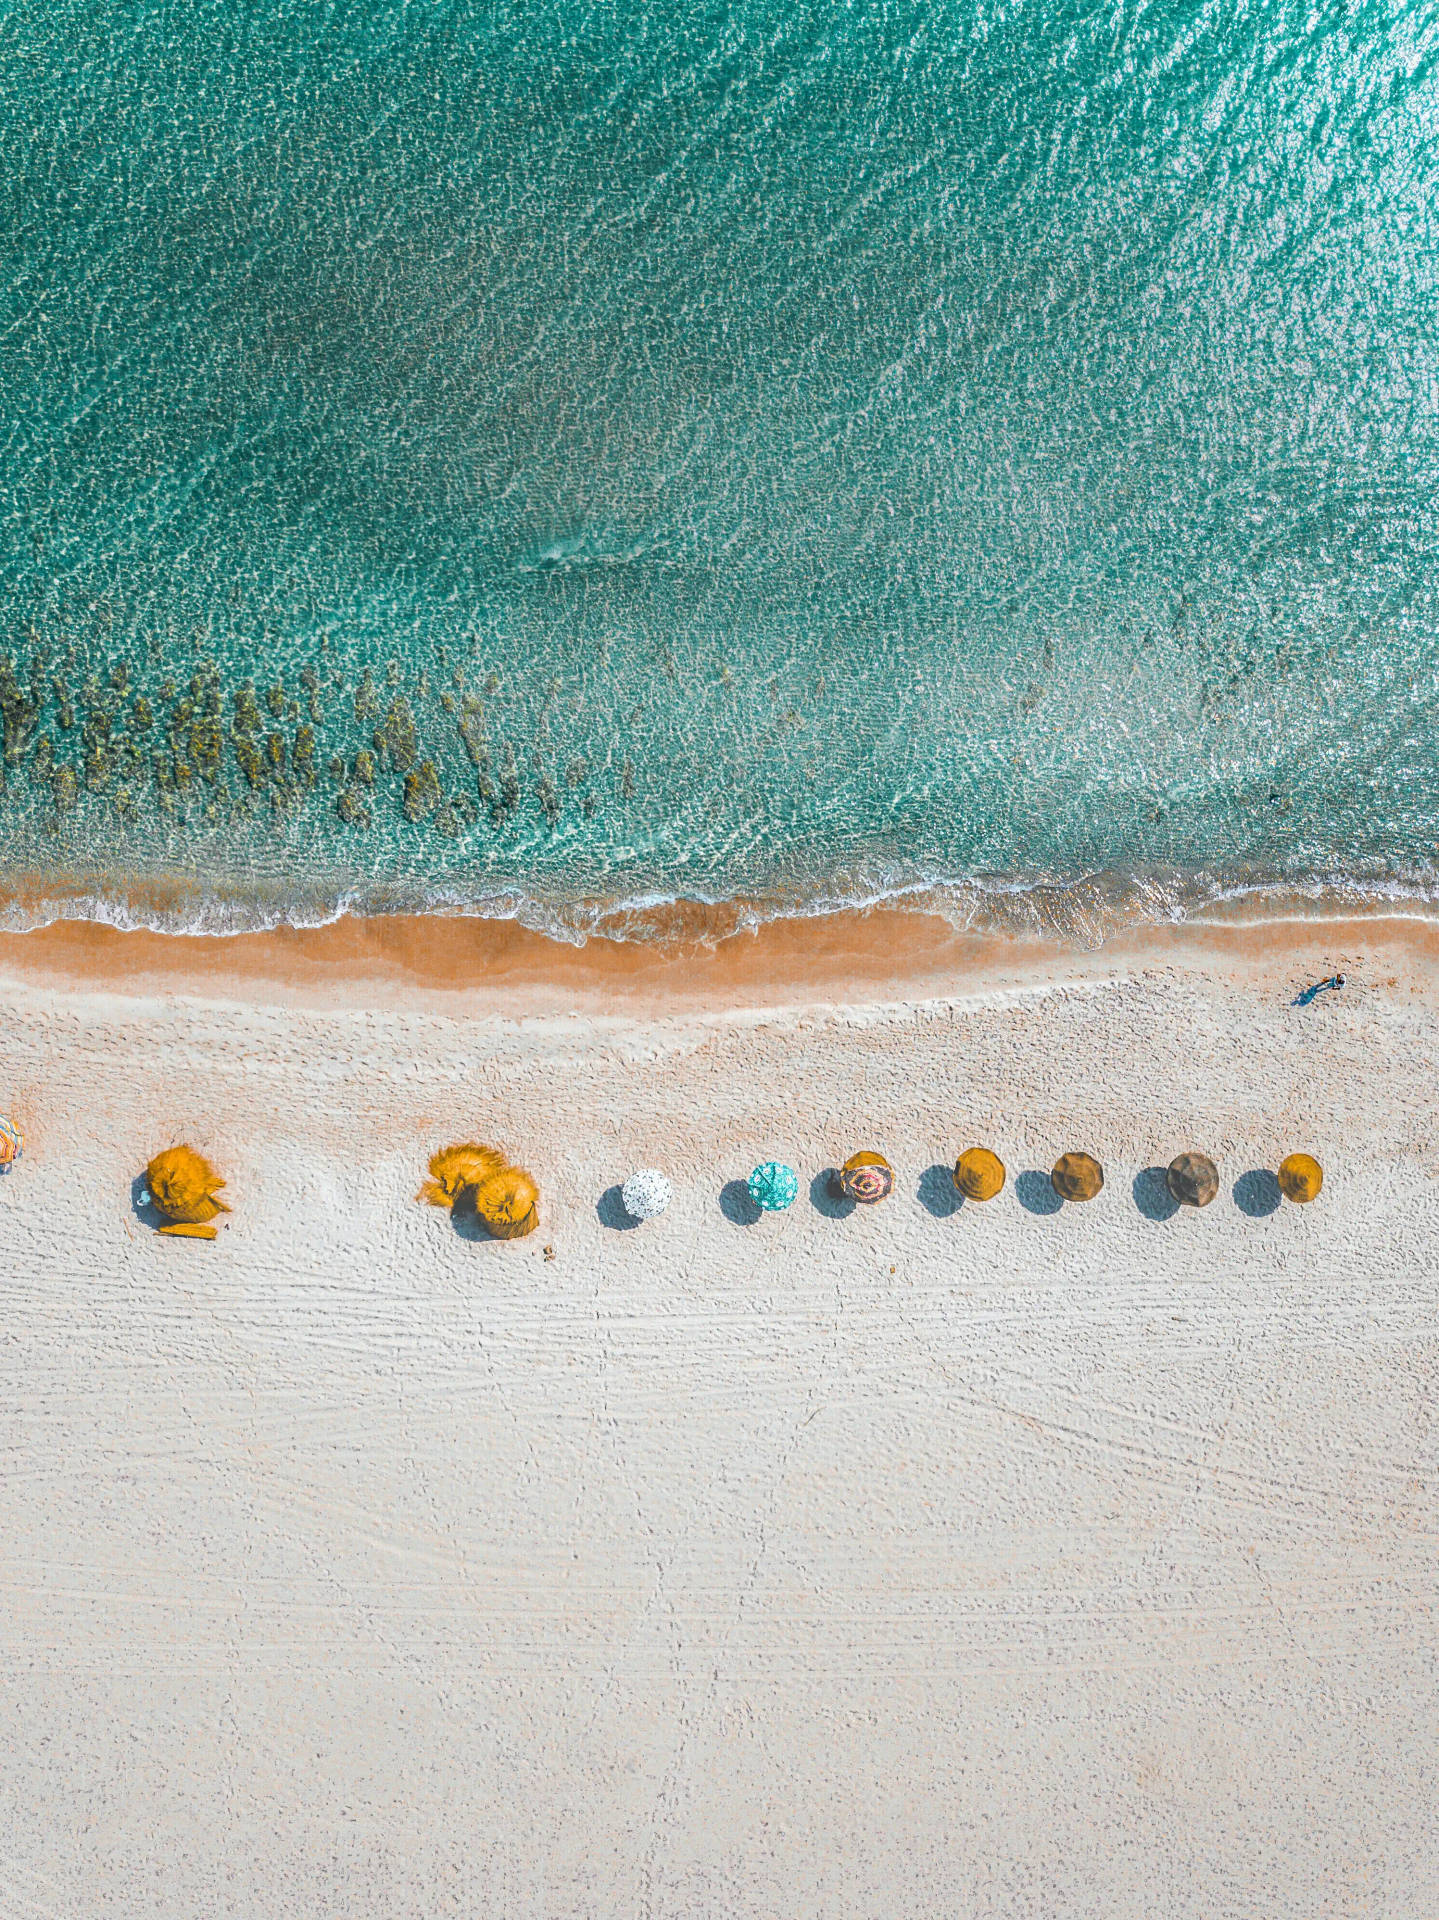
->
<box><xmin>621</xmin><ymin>1169</ymin><xmax>672</xmax><ymax>1221</ymax></box>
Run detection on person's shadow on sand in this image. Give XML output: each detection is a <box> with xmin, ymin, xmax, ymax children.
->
<box><xmin>719</xmin><ymin>1178</ymin><xmax>762</xmax><ymax>1226</ymax></box>
<box><xmin>1233</xmin><ymin>1169</ymin><xmax>1282</xmax><ymax>1217</ymax></box>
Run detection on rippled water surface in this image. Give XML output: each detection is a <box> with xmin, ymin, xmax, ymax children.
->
<box><xmin>1</xmin><ymin>1</ymin><xmax>1437</xmax><ymax>938</ymax></box>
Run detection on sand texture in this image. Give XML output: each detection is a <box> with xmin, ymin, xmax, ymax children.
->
<box><xmin>0</xmin><ymin>923</ymin><xmax>1436</xmax><ymax>1916</ymax></box>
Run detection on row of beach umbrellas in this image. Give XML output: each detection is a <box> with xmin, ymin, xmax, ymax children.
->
<box><xmin>0</xmin><ymin>1128</ymin><xmax>1325</xmax><ymax>1237</ymax></box>
<box><xmin>743</xmin><ymin>1148</ymin><xmax>1323</xmax><ymax>1211</ymax></box>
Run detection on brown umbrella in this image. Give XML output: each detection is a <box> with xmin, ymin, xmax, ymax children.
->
<box><xmin>1051</xmin><ymin>1151</ymin><xmax>1104</xmax><ymax>1202</ymax></box>
<box><xmin>838</xmin><ymin>1151</ymin><xmax>893</xmax><ymax>1203</ymax></box>
<box><xmin>1277</xmin><ymin>1152</ymin><xmax>1323</xmax><ymax>1203</ymax></box>
<box><xmin>953</xmin><ymin>1147</ymin><xmax>1005</xmax><ymax>1201</ymax></box>
<box><xmin>1167</xmin><ymin>1151</ymin><xmax>1219</xmax><ymax>1208</ymax></box>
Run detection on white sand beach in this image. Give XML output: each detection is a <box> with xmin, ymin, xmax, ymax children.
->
<box><xmin>0</xmin><ymin>911</ymin><xmax>1436</xmax><ymax>1917</ymax></box>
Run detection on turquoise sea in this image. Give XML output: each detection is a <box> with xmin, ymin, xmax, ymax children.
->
<box><xmin>1</xmin><ymin>1</ymin><xmax>1437</xmax><ymax>942</ymax></box>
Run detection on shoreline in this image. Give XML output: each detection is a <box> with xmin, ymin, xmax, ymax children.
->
<box><xmin>1</xmin><ymin>894</ymin><xmax>1439</xmax><ymax>1015</ymax></box>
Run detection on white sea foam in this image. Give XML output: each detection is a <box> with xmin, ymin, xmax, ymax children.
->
<box><xmin>5</xmin><ymin>862</ymin><xmax>1439</xmax><ymax>951</ymax></box>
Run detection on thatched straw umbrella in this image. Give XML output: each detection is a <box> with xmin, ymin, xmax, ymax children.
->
<box><xmin>146</xmin><ymin>1145</ymin><xmax>229</xmax><ymax>1239</ymax></box>
<box><xmin>419</xmin><ymin>1142</ymin><xmax>540</xmax><ymax>1239</ymax></box>
<box><xmin>953</xmin><ymin>1147</ymin><xmax>1005</xmax><ymax>1201</ymax></box>
<box><xmin>473</xmin><ymin>1165</ymin><xmax>540</xmax><ymax>1239</ymax></box>
<box><xmin>1277</xmin><ymin>1152</ymin><xmax>1323</xmax><ymax>1203</ymax></box>
<box><xmin>417</xmin><ymin>1143</ymin><xmax>507</xmax><ymax>1208</ymax></box>
<box><xmin>747</xmin><ymin>1162</ymin><xmax>798</xmax><ymax>1212</ymax></box>
<box><xmin>1051</xmin><ymin>1151</ymin><xmax>1104</xmax><ymax>1202</ymax></box>
<box><xmin>1167</xmin><ymin>1151</ymin><xmax>1219</xmax><ymax>1208</ymax></box>
<box><xmin>0</xmin><ymin>1116</ymin><xmax>23</xmax><ymax>1173</ymax></box>
<box><xmin>838</xmin><ymin>1151</ymin><xmax>893</xmax><ymax>1203</ymax></box>
<box><xmin>622</xmin><ymin>1168</ymin><xmax>672</xmax><ymax>1220</ymax></box>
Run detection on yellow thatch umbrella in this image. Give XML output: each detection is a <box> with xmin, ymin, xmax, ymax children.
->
<box><xmin>418</xmin><ymin>1142</ymin><xmax>539</xmax><ymax>1239</ymax></box>
<box><xmin>146</xmin><ymin>1145</ymin><xmax>229</xmax><ymax>1240</ymax></box>
<box><xmin>417</xmin><ymin>1143</ymin><xmax>507</xmax><ymax>1208</ymax></box>
<box><xmin>1166</xmin><ymin>1151</ymin><xmax>1219</xmax><ymax>1208</ymax></box>
<box><xmin>474</xmin><ymin>1165</ymin><xmax>540</xmax><ymax>1239</ymax></box>
<box><xmin>1277</xmin><ymin>1152</ymin><xmax>1323</xmax><ymax>1203</ymax></box>
<box><xmin>1051</xmin><ymin>1151</ymin><xmax>1104</xmax><ymax>1202</ymax></box>
<box><xmin>953</xmin><ymin>1147</ymin><xmax>1005</xmax><ymax>1201</ymax></box>
<box><xmin>838</xmin><ymin>1150</ymin><xmax>893</xmax><ymax>1203</ymax></box>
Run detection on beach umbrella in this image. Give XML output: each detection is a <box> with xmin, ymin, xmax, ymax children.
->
<box><xmin>747</xmin><ymin>1161</ymin><xmax>798</xmax><ymax>1212</ymax></box>
<box><xmin>146</xmin><ymin>1145</ymin><xmax>229</xmax><ymax>1239</ymax></box>
<box><xmin>0</xmin><ymin>1116</ymin><xmax>23</xmax><ymax>1173</ymax></box>
<box><xmin>838</xmin><ymin>1151</ymin><xmax>893</xmax><ymax>1203</ymax></box>
<box><xmin>473</xmin><ymin>1165</ymin><xmax>540</xmax><ymax>1239</ymax></box>
<box><xmin>953</xmin><ymin>1146</ymin><xmax>1005</xmax><ymax>1201</ymax></box>
<box><xmin>622</xmin><ymin>1168</ymin><xmax>672</xmax><ymax>1220</ymax></box>
<box><xmin>1166</xmin><ymin>1151</ymin><xmax>1219</xmax><ymax>1208</ymax></box>
<box><xmin>1051</xmin><ymin>1151</ymin><xmax>1104</xmax><ymax>1202</ymax></box>
<box><xmin>1277</xmin><ymin>1152</ymin><xmax>1323</xmax><ymax>1203</ymax></box>
<box><xmin>417</xmin><ymin>1143</ymin><xmax>507</xmax><ymax>1208</ymax></box>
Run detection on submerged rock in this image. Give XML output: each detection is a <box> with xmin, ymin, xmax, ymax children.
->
<box><xmin>403</xmin><ymin>760</ymin><xmax>441</xmax><ymax>822</ymax></box>
<box><xmin>188</xmin><ymin>719</ymin><xmax>223</xmax><ymax>783</ymax></box>
<box><xmin>456</xmin><ymin>694</ymin><xmax>486</xmax><ymax>766</ymax></box>
<box><xmin>375</xmin><ymin>696</ymin><xmax>419</xmax><ymax>772</ymax></box>
<box><xmin>336</xmin><ymin>786</ymin><xmax>371</xmax><ymax>828</ymax></box>
<box><xmin>235</xmin><ymin>736</ymin><xmax>263</xmax><ymax>789</ymax></box>
<box><xmin>0</xmin><ymin>655</ymin><xmax>39</xmax><ymax>769</ymax></box>
<box><xmin>232</xmin><ymin>685</ymin><xmax>261</xmax><ymax>734</ymax></box>
<box><xmin>292</xmin><ymin>726</ymin><xmax>317</xmax><ymax>787</ymax></box>
<box><xmin>499</xmin><ymin>743</ymin><xmax>520</xmax><ymax>813</ymax></box>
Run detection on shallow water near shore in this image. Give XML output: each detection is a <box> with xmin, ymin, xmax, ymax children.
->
<box><xmin>2</xmin><ymin>1</ymin><xmax>1437</xmax><ymax>943</ymax></box>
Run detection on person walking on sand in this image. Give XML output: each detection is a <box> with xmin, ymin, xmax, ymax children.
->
<box><xmin>1294</xmin><ymin>972</ymin><xmax>1346</xmax><ymax>1007</ymax></box>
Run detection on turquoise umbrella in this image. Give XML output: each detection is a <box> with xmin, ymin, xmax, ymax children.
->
<box><xmin>747</xmin><ymin>1161</ymin><xmax>798</xmax><ymax>1211</ymax></box>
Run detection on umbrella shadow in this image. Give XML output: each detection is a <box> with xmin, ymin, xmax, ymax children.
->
<box><xmin>1234</xmin><ymin>1169</ymin><xmax>1282</xmax><ymax>1217</ymax></box>
<box><xmin>917</xmin><ymin>1164</ymin><xmax>963</xmax><ymax>1218</ymax></box>
<box><xmin>449</xmin><ymin>1186</ymin><xmax>497</xmax><ymax>1241</ymax></box>
<box><xmin>597</xmin><ymin>1185</ymin><xmax>641</xmax><ymax>1230</ymax></box>
<box><xmin>1133</xmin><ymin>1167</ymin><xmax>1180</xmax><ymax>1221</ymax></box>
<box><xmin>719</xmin><ymin>1178</ymin><xmax>762</xmax><ymax>1227</ymax></box>
<box><xmin>1014</xmin><ymin>1169</ymin><xmax>1064</xmax><ymax>1216</ymax></box>
<box><xmin>810</xmin><ymin>1169</ymin><xmax>855</xmax><ymax>1219</ymax></box>
<box><xmin>130</xmin><ymin>1171</ymin><xmax>168</xmax><ymax>1232</ymax></box>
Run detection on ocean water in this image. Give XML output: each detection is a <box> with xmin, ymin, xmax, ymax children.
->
<box><xmin>1</xmin><ymin>0</ymin><xmax>1437</xmax><ymax>943</ymax></box>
